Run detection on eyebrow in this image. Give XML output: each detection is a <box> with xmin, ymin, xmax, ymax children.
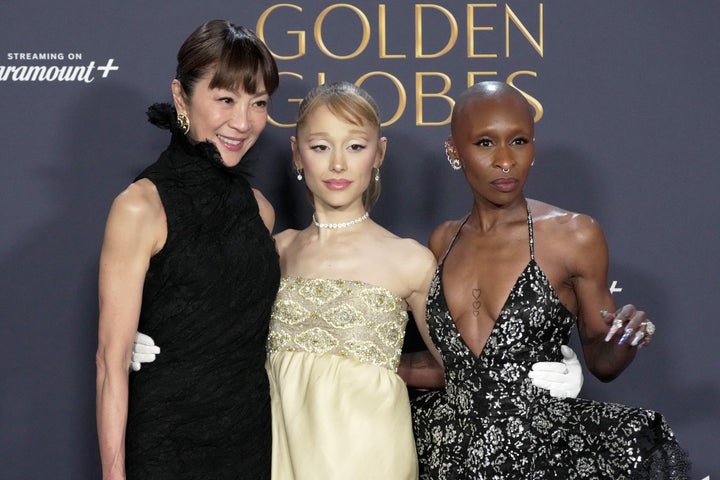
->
<box><xmin>306</xmin><ymin>129</ymin><xmax>370</xmax><ymax>137</ymax></box>
<box><xmin>216</xmin><ymin>87</ymin><xmax>269</xmax><ymax>98</ymax></box>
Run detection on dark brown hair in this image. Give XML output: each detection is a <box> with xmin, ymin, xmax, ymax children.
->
<box><xmin>175</xmin><ymin>20</ymin><xmax>279</xmax><ymax>99</ymax></box>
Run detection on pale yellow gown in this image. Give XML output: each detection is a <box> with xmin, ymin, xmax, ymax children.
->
<box><xmin>266</xmin><ymin>277</ymin><xmax>418</xmax><ymax>480</ymax></box>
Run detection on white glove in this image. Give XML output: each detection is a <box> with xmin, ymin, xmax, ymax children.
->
<box><xmin>130</xmin><ymin>331</ymin><xmax>160</xmax><ymax>372</ymax></box>
<box><xmin>528</xmin><ymin>345</ymin><xmax>583</xmax><ymax>399</ymax></box>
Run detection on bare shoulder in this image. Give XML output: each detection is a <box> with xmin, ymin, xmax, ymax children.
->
<box><xmin>529</xmin><ymin>199</ymin><xmax>606</xmax><ymax>251</ymax></box>
<box><xmin>110</xmin><ymin>179</ymin><xmax>163</xmax><ymax>225</ymax></box>
<box><xmin>252</xmin><ymin>188</ymin><xmax>275</xmax><ymax>233</ymax></box>
<box><xmin>103</xmin><ymin>179</ymin><xmax>165</xmax><ymax>255</ymax></box>
<box><xmin>392</xmin><ymin>235</ymin><xmax>436</xmax><ymax>264</ymax></box>
<box><xmin>379</xmin><ymin>233</ymin><xmax>437</xmax><ymax>281</ymax></box>
<box><xmin>429</xmin><ymin>217</ymin><xmax>467</xmax><ymax>259</ymax></box>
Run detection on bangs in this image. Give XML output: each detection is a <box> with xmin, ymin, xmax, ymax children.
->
<box><xmin>208</xmin><ymin>34</ymin><xmax>278</xmax><ymax>95</ymax></box>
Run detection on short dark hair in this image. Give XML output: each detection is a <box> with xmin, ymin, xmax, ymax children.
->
<box><xmin>175</xmin><ymin>19</ymin><xmax>279</xmax><ymax>99</ymax></box>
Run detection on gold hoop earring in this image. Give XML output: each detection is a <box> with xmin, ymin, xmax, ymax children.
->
<box><xmin>177</xmin><ymin>112</ymin><xmax>190</xmax><ymax>135</ymax></box>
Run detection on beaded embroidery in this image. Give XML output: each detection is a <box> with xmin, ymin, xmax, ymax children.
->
<box><xmin>267</xmin><ymin>277</ymin><xmax>408</xmax><ymax>370</ymax></box>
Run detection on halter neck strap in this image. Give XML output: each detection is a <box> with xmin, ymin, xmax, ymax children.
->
<box><xmin>526</xmin><ymin>202</ymin><xmax>535</xmax><ymax>260</ymax></box>
<box><xmin>438</xmin><ymin>214</ymin><xmax>471</xmax><ymax>265</ymax></box>
<box><xmin>439</xmin><ymin>202</ymin><xmax>534</xmax><ymax>264</ymax></box>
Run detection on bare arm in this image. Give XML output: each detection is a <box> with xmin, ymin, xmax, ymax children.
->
<box><xmin>398</xmin><ymin>350</ymin><xmax>444</xmax><ymax>389</ymax></box>
<box><xmin>570</xmin><ymin>216</ymin><xmax>639</xmax><ymax>381</ymax></box>
<box><xmin>398</xmin><ymin>244</ymin><xmax>445</xmax><ymax>388</ymax></box>
<box><xmin>96</xmin><ymin>182</ymin><xmax>163</xmax><ymax>479</ymax></box>
<box><xmin>397</xmin><ymin>222</ymin><xmax>461</xmax><ymax>388</ymax></box>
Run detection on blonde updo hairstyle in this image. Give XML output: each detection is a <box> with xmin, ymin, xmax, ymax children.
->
<box><xmin>295</xmin><ymin>81</ymin><xmax>383</xmax><ymax>212</ymax></box>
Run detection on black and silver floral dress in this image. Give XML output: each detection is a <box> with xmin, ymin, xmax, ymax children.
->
<box><xmin>411</xmin><ymin>208</ymin><xmax>690</xmax><ymax>479</ymax></box>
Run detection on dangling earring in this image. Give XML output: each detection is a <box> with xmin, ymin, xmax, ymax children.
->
<box><xmin>177</xmin><ymin>112</ymin><xmax>190</xmax><ymax>135</ymax></box>
<box><xmin>444</xmin><ymin>140</ymin><xmax>462</xmax><ymax>171</ymax></box>
<box><xmin>374</xmin><ymin>168</ymin><xmax>380</xmax><ymax>182</ymax></box>
<box><xmin>531</xmin><ymin>158</ymin><xmax>535</xmax><ymax>166</ymax></box>
<box><xmin>296</xmin><ymin>168</ymin><xmax>303</xmax><ymax>181</ymax></box>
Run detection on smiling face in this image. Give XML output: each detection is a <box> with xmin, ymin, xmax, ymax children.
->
<box><xmin>172</xmin><ymin>72</ymin><xmax>269</xmax><ymax>167</ymax></box>
<box><xmin>448</xmin><ymin>85</ymin><xmax>535</xmax><ymax>206</ymax></box>
<box><xmin>292</xmin><ymin>103</ymin><xmax>385</xmax><ymax>215</ymax></box>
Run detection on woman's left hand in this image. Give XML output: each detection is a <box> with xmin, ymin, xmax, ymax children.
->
<box><xmin>130</xmin><ymin>331</ymin><xmax>160</xmax><ymax>371</ymax></box>
<box><xmin>602</xmin><ymin>304</ymin><xmax>655</xmax><ymax>348</ymax></box>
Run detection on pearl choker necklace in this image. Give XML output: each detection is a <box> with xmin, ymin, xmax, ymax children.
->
<box><xmin>313</xmin><ymin>212</ymin><xmax>369</xmax><ymax>229</ymax></box>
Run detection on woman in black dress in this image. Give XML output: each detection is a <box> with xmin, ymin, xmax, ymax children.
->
<box><xmin>411</xmin><ymin>81</ymin><xmax>690</xmax><ymax>478</ymax></box>
<box><xmin>95</xmin><ymin>20</ymin><xmax>280</xmax><ymax>479</ymax></box>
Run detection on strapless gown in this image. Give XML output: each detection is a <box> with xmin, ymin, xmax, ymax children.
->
<box><xmin>266</xmin><ymin>276</ymin><xmax>418</xmax><ymax>479</ymax></box>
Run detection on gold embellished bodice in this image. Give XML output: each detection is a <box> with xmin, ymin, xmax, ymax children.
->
<box><xmin>267</xmin><ymin>277</ymin><xmax>409</xmax><ymax>371</ymax></box>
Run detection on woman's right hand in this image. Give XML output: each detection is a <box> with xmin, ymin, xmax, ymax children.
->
<box><xmin>528</xmin><ymin>345</ymin><xmax>583</xmax><ymax>398</ymax></box>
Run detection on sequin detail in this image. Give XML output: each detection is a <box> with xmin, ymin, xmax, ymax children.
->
<box><xmin>267</xmin><ymin>277</ymin><xmax>409</xmax><ymax>370</ymax></box>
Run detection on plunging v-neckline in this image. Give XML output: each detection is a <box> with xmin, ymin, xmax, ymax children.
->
<box><xmin>434</xmin><ymin>205</ymin><xmax>536</xmax><ymax>360</ymax></box>
<box><xmin>436</xmin><ymin>259</ymin><xmax>535</xmax><ymax>360</ymax></box>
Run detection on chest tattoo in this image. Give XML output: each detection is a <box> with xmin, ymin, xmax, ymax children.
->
<box><xmin>472</xmin><ymin>288</ymin><xmax>482</xmax><ymax>317</ymax></box>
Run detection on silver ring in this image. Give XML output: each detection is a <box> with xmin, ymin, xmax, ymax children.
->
<box><xmin>643</xmin><ymin>320</ymin><xmax>656</xmax><ymax>336</ymax></box>
<box><xmin>501</xmin><ymin>167</ymin><xmax>510</xmax><ymax>174</ymax></box>
<box><xmin>631</xmin><ymin>330</ymin><xmax>646</xmax><ymax>346</ymax></box>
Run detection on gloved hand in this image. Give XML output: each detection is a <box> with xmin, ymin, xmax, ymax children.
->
<box><xmin>130</xmin><ymin>331</ymin><xmax>160</xmax><ymax>372</ymax></box>
<box><xmin>528</xmin><ymin>345</ymin><xmax>583</xmax><ymax>399</ymax></box>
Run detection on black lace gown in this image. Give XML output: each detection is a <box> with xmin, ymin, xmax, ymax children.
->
<box><xmin>124</xmin><ymin>104</ymin><xmax>280</xmax><ymax>479</ymax></box>
<box><xmin>412</xmin><ymin>209</ymin><xmax>690</xmax><ymax>480</ymax></box>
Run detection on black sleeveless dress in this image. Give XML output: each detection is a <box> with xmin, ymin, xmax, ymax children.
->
<box><xmin>412</xmin><ymin>208</ymin><xmax>690</xmax><ymax>479</ymax></box>
<box><xmin>125</xmin><ymin>104</ymin><xmax>280</xmax><ymax>479</ymax></box>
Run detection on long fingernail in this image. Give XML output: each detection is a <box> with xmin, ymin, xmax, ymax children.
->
<box><xmin>604</xmin><ymin>328</ymin><xmax>616</xmax><ymax>342</ymax></box>
<box><xmin>605</xmin><ymin>318</ymin><xmax>623</xmax><ymax>342</ymax></box>
<box><xmin>605</xmin><ymin>322</ymin><xmax>621</xmax><ymax>342</ymax></box>
<box><xmin>618</xmin><ymin>328</ymin><xmax>632</xmax><ymax>345</ymax></box>
<box><xmin>630</xmin><ymin>331</ymin><xmax>645</xmax><ymax>347</ymax></box>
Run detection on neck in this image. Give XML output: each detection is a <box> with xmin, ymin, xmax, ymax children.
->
<box><xmin>469</xmin><ymin>198</ymin><xmax>528</xmax><ymax>232</ymax></box>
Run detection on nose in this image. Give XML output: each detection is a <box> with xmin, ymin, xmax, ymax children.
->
<box><xmin>493</xmin><ymin>145</ymin><xmax>515</xmax><ymax>172</ymax></box>
<box><xmin>229</xmin><ymin>104</ymin><xmax>251</xmax><ymax>132</ymax></box>
<box><xmin>330</xmin><ymin>151</ymin><xmax>347</xmax><ymax>172</ymax></box>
